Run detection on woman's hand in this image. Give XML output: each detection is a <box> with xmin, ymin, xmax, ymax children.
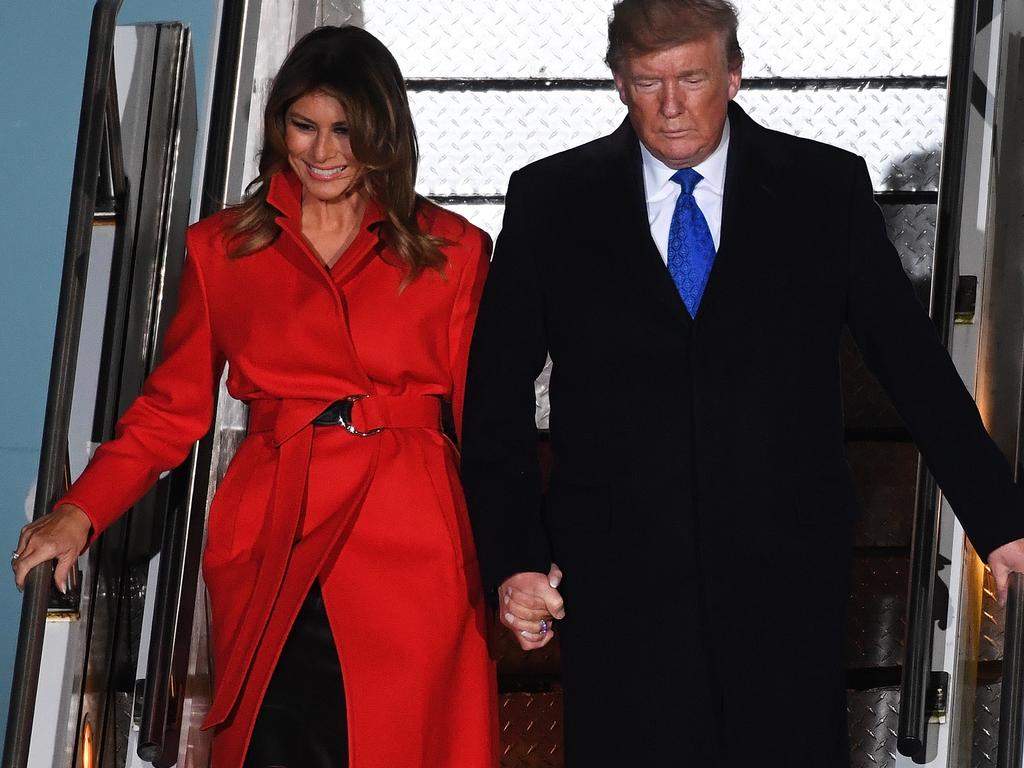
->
<box><xmin>499</xmin><ymin>563</ymin><xmax>565</xmax><ymax>650</ymax></box>
<box><xmin>12</xmin><ymin>504</ymin><xmax>91</xmax><ymax>592</ymax></box>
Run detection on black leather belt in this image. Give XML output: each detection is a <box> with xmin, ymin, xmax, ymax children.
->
<box><xmin>311</xmin><ymin>395</ymin><xmax>382</xmax><ymax>435</ymax></box>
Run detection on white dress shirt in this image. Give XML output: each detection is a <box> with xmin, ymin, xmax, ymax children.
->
<box><xmin>640</xmin><ymin>119</ymin><xmax>730</xmax><ymax>264</ymax></box>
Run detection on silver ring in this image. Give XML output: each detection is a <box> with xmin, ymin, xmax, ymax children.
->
<box><xmin>10</xmin><ymin>551</ymin><xmax>20</xmax><ymax>561</ymax></box>
<box><xmin>539</xmin><ymin>619</ymin><xmax>549</xmax><ymax>635</ymax></box>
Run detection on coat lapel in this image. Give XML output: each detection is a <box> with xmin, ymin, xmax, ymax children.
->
<box><xmin>265</xmin><ymin>170</ymin><xmax>386</xmax><ymax>291</ymax></box>
<box><xmin>598</xmin><ymin>103</ymin><xmax>783</xmax><ymax>329</ymax></box>
<box><xmin>265</xmin><ymin>171</ymin><xmax>330</xmax><ymax>285</ymax></box>
<box><xmin>601</xmin><ymin>119</ymin><xmax>694</xmax><ymax>330</ymax></box>
<box><xmin>697</xmin><ymin>101</ymin><xmax>782</xmax><ymax>322</ymax></box>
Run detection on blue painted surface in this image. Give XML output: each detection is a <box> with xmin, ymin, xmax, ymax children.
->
<box><xmin>0</xmin><ymin>0</ymin><xmax>217</xmax><ymax>737</ymax></box>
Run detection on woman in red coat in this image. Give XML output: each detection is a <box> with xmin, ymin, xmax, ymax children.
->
<box><xmin>12</xmin><ymin>26</ymin><xmax>497</xmax><ymax>768</ymax></box>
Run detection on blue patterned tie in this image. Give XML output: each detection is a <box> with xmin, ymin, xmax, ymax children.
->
<box><xmin>666</xmin><ymin>168</ymin><xmax>716</xmax><ymax>316</ymax></box>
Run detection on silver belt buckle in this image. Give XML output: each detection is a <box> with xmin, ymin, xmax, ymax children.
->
<box><xmin>317</xmin><ymin>395</ymin><xmax>384</xmax><ymax>437</ymax></box>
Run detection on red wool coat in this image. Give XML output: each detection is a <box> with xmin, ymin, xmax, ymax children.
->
<box><xmin>59</xmin><ymin>170</ymin><xmax>498</xmax><ymax>767</ymax></box>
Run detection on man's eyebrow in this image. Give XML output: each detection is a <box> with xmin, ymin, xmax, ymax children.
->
<box><xmin>630</xmin><ymin>68</ymin><xmax>709</xmax><ymax>80</ymax></box>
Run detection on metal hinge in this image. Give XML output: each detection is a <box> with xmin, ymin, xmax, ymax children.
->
<box><xmin>954</xmin><ymin>275</ymin><xmax>978</xmax><ymax>324</ymax></box>
<box><xmin>46</xmin><ymin>562</ymin><xmax>82</xmax><ymax>620</ymax></box>
<box><xmin>927</xmin><ymin>671</ymin><xmax>950</xmax><ymax>722</ymax></box>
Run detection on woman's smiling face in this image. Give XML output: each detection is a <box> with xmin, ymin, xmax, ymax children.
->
<box><xmin>284</xmin><ymin>90</ymin><xmax>363</xmax><ymax>203</ymax></box>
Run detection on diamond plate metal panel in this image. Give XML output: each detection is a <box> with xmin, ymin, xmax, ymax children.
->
<box><xmin>316</xmin><ymin>0</ymin><xmax>362</xmax><ymax>26</ymax></box>
<box><xmin>440</xmin><ymin>203</ymin><xmax>506</xmax><ymax>240</ymax></box>
<box><xmin>737</xmin><ymin>89</ymin><xmax>944</xmax><ymax>191</ymax></box>
<box><xmin>848</xmin><ymin>443</ymin><xmax>917</xmax><ymax>548</ymax></box>
<box><xmin>973</xmin><ymin>682</ymin><xmax>1000</xmax><ymax>768</ymax></box>
<box><xmin>367</xmin><ymin>1</ymin><xmax>608</xmax><ymax>79</ymax></box>
<box><xmin>498</xmin><ymin>689</ymin><xmax>904</xmax><ymax>767</ymax></box>
<box><xmin>980</xmin><ymin>565</ymin><xmax>1005</xmax><ymax>662</ymax></box>
<box><xmin>735</xmin><ymin>0</ymin><xmax>952</xmax><ymax>79</ymax></box>
<box><xmin>412</xmin><ymin>88</ymin><xmax>944</xmax><ymax>196</ymax></box>
<box><xmin>847</xmin><ymin>688</ymin><xmax>901</xmax><ymax>768</ymax></box>
<box><xmin>360</xmin><ymin>0</ymin><xmax>951</xmax><ymax>79</ymax></box>
<box><xmin>501</xmin><ymin>691</ymin><xmax>564</xmax><ymax>768</ymax></box>
<box><xmin>847</xmin><ymin>554</ymin><xmax>908</xmax><ymax>668</ymax></box>
<box><xmin>411</xmin><ymin>90</ymin><xmax>620</xmax><ymax>196</ymax></box>
<box><xmin>881</xmin><ymin>203</ymin><xmax>936</xmax><ymax>307</ymax></box>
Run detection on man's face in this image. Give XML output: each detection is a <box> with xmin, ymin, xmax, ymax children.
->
<box><xmin>614</xmin><ymin>34</ymin><xmax>741</xmax><ymax>169</ymax></box>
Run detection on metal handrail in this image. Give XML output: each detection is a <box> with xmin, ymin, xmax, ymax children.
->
<box><xmin>136</xmin><ymin>3</ymin><xmax>252</xmax><ymax>762</ymax></box>
<box><xmin>97</xmin><ymin>72</ymin><xmax>126</xmax><ymax>212</ymax></box>
<box><xmin>198</xmin><ymin>0</ymin><xmax>253</xmax><ymax>218</ymax></box>
<box><xmin>896</xmin><ymin>0</ymin><xmax>979</xmax><ymax>757</ymax></box>
<box><xmin>1</xmin><ymin>2</ymin><xmax>124</xmax><ymax>767</ymax></box>
<box><xmin>137</xmin><ymin>472</ymin><xmax>208</xmax><ymax>766</ymax></box>
<box><xmin>998</xmin><ymin>572</ymin><xmax>1024</xmax><ymax>768</ymax></box>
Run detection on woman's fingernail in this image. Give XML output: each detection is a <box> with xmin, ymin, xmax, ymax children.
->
<box><xmin>504</xmin><ymin>612</ymin><xmax>514</xmax><ymax>624</ymax></box>
<box><xmin>503</xmin><ymin>593</ymin><xmax>510</xmax><ymax>605</ymax></box>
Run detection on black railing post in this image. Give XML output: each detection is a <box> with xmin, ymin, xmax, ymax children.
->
<box><xmin>998</xmin><ymin>572</ymin><xmax>1024</xmax><ymax>768</ymax></box>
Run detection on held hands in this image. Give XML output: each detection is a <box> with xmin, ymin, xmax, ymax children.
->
<box><xmin>499</xmin><ymin>563</ymin><xmax>565</xmax><ymax>650</ymax></box>
<box><xmin>11</xmin><ymin>503</ymin><xmax>91</xmax><ymax>592</ymax></box>
<box><xmin>988</xmin><ymin>538</ymin><xmax>1024</xmax><ymax>606</ymax></box>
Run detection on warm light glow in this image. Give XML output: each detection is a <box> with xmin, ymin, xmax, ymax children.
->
<box><xmin>81</xmin><ymin>717</ymin><xmax>95</xmax><ymax>768</ymax></box>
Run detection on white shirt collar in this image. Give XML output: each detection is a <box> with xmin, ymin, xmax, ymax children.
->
<box><xmin>641</xmin><ymin>117</ymin><xmax>730</xmax><ymax>203</ymax></box>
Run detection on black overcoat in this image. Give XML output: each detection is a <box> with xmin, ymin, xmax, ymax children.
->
<box><xmin>461</xmin><ymin>102</ymin><xmax>1024</xmax><ymax>767</ymax></box>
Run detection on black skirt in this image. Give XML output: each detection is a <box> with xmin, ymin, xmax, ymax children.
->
<box><xmin>244</xmin><ymin>582</ymin><xmax>348</xmax><ymax>768</ymax></box>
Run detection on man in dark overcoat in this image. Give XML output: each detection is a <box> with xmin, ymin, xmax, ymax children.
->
<box><xmin>461</xmin><ymin>0</ymin><xmax>1024</xmax><ymax>765</ymax></box>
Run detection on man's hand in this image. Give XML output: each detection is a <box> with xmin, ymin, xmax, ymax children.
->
<box><xmin>12</xmin><ymin>503</ymin><xmax>91</xmax><ymax>592</ymax></box>
<box><xmin>988</xmin><ymin>538</ymin><xmax>1024</xmax><ymax>605</ymax></box>
<box><xmin>500</xmin><ymin>563</ymin><xmax>565</xmax><ymax>650</ymax></box>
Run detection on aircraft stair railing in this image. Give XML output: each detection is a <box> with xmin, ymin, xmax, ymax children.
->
<box><xmin>135</xmin><ymin>441</ymin><xmax>209</xmax><ymax>767</ymax></box>
<box><xmin>134</xmin><ymin>4</ymin><xmax>251</xmax><ymax>763</ymax></box>
<box><xmin>897</xmin><ymin>0</ymin><xmax>977</xmax><ymax>757</ymax></box>
<box><xmin>1</xmin><ymin>2</ymin><xmax>126</xmax><ymax>767</ymax></box>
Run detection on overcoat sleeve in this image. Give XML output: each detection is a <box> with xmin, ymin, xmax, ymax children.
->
<box><xmin>844</xmin><ymin>157</ymin><xmax>1024</xmax><ymax>560</ymax></box>
<box><xmin>58</xmin><ymin>237</ymin><xmax>226</xmax><ymax>541</ymax></box>
<box><xmin>448</xmin><ymin>225</ymin><xmax>491</xmax><ymax>442</ymax></box>
<box><xmin>461</xmin><ymin>171</ymin><xmax>553</xmax><ymax>594</ymax></box>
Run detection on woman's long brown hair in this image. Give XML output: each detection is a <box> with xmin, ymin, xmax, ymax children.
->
<box><xmin>226</xmin><ymin>26</ymin><xmax>446</xmax><ymax>281</ymax></box>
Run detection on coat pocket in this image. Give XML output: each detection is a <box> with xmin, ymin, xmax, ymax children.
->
<box><xmin>204</xmin><ymin>436</ymin><xmax>269</xmax><ymax>562</ymax></box>
<box><xmin>416</xmin><ymin>436</ymin><xmax>473</xmax><ymax>566</ymax></box>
